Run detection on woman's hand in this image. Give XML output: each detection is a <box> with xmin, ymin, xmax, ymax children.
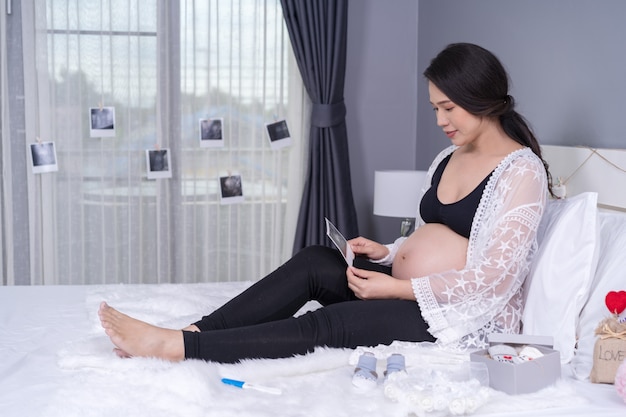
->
<box><xmin>348</xmin><ymin>236</ymin><xmax>389</xmax><ymax>261</ymax></box>
<box><xmin>346</xmin><ymin>266</ymin><xmax>415</xmax><ymax>301</ymax></box>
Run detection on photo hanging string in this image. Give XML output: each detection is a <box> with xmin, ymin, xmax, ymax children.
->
<box><xmin>554</xmin><ymin>147</ymin><xmax>626</xmax><ymax>198</ymax></box>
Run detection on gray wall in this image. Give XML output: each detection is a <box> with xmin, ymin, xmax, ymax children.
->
<box><xmin>345</xmin><ymin>0</ymin><xmax>419</xmax><ymax>243</ymax></box>
<box><xmin>346</xmin><ymin>0</ymin><xmax>626</xmax><ymax>243</ymax></box>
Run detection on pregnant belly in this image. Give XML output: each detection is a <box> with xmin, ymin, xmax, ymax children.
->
<box><xmin>392</xmin><ymin>223</ymin><xmax>468</xmax><ymax>280</ymax></box>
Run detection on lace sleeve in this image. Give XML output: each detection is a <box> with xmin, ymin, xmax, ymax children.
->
<box><xmin>368</xmin><ymin>237</ymin><xmax>406</xmax><ymax>266</ymax></box>
<box><xmin>411</xmin><ymin>152</ymin><xmax>547</xmax><ymax>346</ymax></box>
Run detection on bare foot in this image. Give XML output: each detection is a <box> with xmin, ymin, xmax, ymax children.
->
<box><xmin>98</xmin><ymin>302</ymin><xmax>185</xmax><ymax>361</ymax></box>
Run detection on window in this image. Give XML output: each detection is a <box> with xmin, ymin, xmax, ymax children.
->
<box><xmin>6</xmin><ymin>0</ymin><xmax>307</xmax><ymax>285</ymax></box>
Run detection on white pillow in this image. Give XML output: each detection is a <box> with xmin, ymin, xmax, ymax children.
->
<box><xmin>522</xmin><ymin>192</ymin><xmax>598</xmax><ymax>364</ymax></box>
<box><xmin>571</xmin><ymin>209</ymin><xmax>626</xmax><ymax>379</ymax></box>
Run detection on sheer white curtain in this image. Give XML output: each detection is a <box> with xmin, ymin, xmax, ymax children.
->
<box><xmin>10</xmin><ymin>0</ymin><xmax>308</xmax><ymax>285</ymax></box>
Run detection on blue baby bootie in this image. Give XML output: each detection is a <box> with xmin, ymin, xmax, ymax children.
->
<box><xmin>352</xmin><ymin>352</ymin><xmax>378</xmax><ymax>391</ymax></box>
<box><xmin>384</xmin><ymin>353</ymin><xmax>406</xmax><ymax>381</ymax></box>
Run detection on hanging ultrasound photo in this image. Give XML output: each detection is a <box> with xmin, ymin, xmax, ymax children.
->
<box><xmin>219</xmin><ymin>173</ymin><xmax>244</xmax><ymax>204</ymax></box>
<box><xmin>30</xmin><ymin>141</ymin><xmax>59</xmax><ymax>174</ymax></box>
<box><xmin>146</xmin><ymin>148</ymin><xmax>172</xmax><ymax>179</ymax></box>
<box><xmin>199</xmin><ymin>118</ymin><xmax>224</xmax><ymax>148</ymax></box>
<box><xmin>265</xmin><ymin>119</ymin><xmax>291</xmax><ymax>149</ymax></box>
<box><xmin>89</xmin><ymin>106</ymin><xmax>116</xmax><ymax>138</ymax></box>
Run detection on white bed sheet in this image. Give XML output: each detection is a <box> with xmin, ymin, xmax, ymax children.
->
<box><xmin>1</xmin><ymin>283</ymin><xmax>624</xmax><ymax>417</ymax></box>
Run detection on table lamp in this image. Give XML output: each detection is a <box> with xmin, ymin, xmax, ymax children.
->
<box><xmin>373</xmin><ymin>170</ymin><xmax>428</xmax><ymax>236</ymax></box>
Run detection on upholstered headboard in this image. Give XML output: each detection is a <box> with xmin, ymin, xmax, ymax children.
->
<box><xmin>542</xmin><ymin>145</ymin><xmax>626</xmax><ymax>210</ymax></box>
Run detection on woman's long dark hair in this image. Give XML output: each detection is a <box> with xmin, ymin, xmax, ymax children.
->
<box><xmin>424</xmin><ymin>43</ymin><xmax>553</xmax><ymax>195</ymax></box>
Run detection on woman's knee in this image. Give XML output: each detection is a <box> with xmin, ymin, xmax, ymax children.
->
<box><xmin>289</xmin><ymin>245</ymin><xmax>352</xmax><ymax>302</ymax></box>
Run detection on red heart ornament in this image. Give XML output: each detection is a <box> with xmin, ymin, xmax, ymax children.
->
<box><xmin>605</xmin><ymin>291</ymin><xmax>626</xmax><ymax>315</ymax></box>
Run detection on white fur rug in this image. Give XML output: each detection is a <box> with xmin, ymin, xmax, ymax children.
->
<box><xmin>41</xmin><ymin>283</ymin><xmax>589</xmax><ymax>417</ymax></box>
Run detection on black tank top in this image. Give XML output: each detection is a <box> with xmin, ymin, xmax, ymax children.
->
<box><xmin>419</xmin><ymin>154</ymin><xmax>492</xmax><ymax>238</ymax></box>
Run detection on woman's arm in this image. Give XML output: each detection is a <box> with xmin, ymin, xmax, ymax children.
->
<box><xmin>348</xmin><ymin>236</ymin><xmax>390</xmax><ymax>260</ymax></box>
<box><xmin>346</xmin><ymin>266</ymin><xmax>415</xmax><ymax>301</ymax></box>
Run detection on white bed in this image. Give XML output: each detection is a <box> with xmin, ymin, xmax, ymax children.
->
<box><xmin>1</xmin><ymin>145</ymin><xmax>626</xmax><ymax>417</ymax></box>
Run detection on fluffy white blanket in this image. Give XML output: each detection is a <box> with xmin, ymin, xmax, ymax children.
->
<box><xmin>42</xmin><ymin>283</ymin><xmax>588</xmax><ymax>417</ymax></box>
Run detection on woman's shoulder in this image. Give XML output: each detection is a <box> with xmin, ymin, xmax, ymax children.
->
<box><xmin>496</xmin><ymin>147</ymin><xmax>547</xmax><ymax>189</ymax></box>
<box><xmin>426</xmin><ymin>145</ymin><xmax>458</xmax><ymax>175</ymax></box>
<box><xmin>438</xmin><ymin>145</ymin><xmax>458</xmax><ymax>158</ymax></box>
<box><xmin>430</xmin><ymin>145</ymin><xmax>458</xmax><ymax>166</ymax></box>
<box><xmin>500</xmin><ymin>147</ymin><xmax>544</xmax><ymax>170</ymax></box>
<box><xmin>429</xmin><ymin>145</ymin><xmax>544</xmax><ymax>176</ymax></box>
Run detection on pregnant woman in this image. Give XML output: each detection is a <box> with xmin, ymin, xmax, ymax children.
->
<box><xmin>99</xmin><ymin>43</ymin><xmax>551</xmax><ymax>363</ymax></box>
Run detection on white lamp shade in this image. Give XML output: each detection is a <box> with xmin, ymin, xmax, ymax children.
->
<box><xmin>373</xmin><ymin>170</ymin><xmax>428</xmax><ymax>218</ymax></box>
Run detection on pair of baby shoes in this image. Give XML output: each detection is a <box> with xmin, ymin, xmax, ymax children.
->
<box><xmin>352</xmin><ymin>352</ymin><xmax>406</xmax><ymax>391</ymax></box>
<box><xmin>487</xmin><ymin>344</ymin><xmax>544</xmax><ymax>364</ymax></box>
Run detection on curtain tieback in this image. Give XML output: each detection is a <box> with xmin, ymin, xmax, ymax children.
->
<box><xmin>311</xmin><ymin>100</ymin><xmax>346</xmax><ymax>128</ymax></box>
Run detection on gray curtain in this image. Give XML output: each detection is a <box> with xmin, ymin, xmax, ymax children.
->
<box><xmin>281</xmin><ymin>0</ymin><xmax>359</xmax><ymax>253</ymax></box>
<box><xmin>3</xmin><ymin>1</ymin><xmax>31</xmax><ymax>284</ymax></box>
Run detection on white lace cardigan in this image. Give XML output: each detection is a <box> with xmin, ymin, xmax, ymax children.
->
<box><xmin>376</xmin><ymin>145</ymin><xmax>548</xmax><ymax>350</ymax></box>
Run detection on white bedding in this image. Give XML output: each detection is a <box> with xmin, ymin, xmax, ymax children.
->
<box><xmin>1</xmin><ymin>282</ymin><xmax>624</xmax><ymax>417</ymax></box>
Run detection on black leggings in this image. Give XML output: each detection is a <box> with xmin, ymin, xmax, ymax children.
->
<box><xmin>183</xmin><ymin>245</ymin><xmax>435</xmax><ymax>363</ymax></box>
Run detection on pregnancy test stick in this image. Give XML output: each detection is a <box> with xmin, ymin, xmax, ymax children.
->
<box><xmin>221</xmin><ymin>378</ymin><xmax>282</xmax><ymax>395</ymax></box>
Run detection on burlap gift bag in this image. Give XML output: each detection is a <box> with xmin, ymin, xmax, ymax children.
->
<box><xmin>590</xmin><ymin>317</ymin><xmax>626</xmax><ymax>383</ymax></box>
